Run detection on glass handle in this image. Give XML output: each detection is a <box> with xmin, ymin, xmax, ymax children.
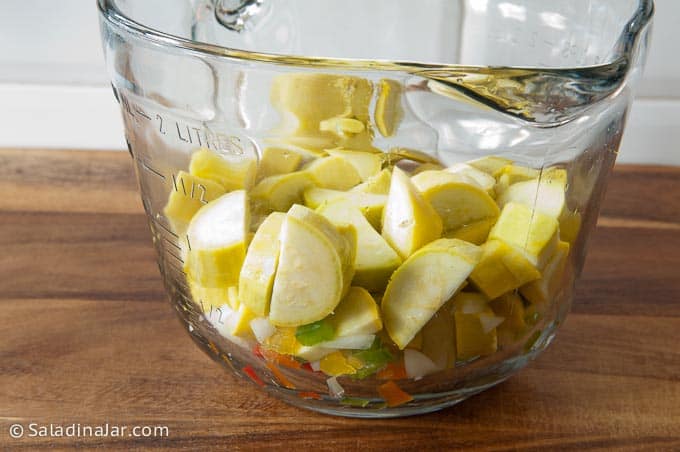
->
<box><xmin>214</xmin><ymin>0</ymin><xmax>265</xmax><ymax>32</ymax></box>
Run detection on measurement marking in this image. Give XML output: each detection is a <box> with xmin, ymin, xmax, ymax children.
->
<box><xmin>176</xmin><ymin>122</ymin><xmax>192</xmax><ymax>143</ymax></box>
<box><xmin>152</xmin><ymin>216</ymin><xmax>179</xmax><ymax>239</ymax></box>
<box><xmin>186</xmin><ymin>235</ymin><xmax>192</xmax><ymax>251</ymax></box>
<box><xmin>141</xmin><ymin>160</ymin><xmax>166</xmax><ymax>180</ymax></box>
<box><xmin>164</xmin><ymin>259</ymin><xmax>188</xmax><ymax>278</ymax></box>
<box><xmin>164</xmin><ymin>258</ymin><xmax>184</xmax><ymax>273</ymax></box>
<box><xmin>165</xmin><ymin>248</ymin><xmax>185</xmax><ymax>264</ymax></box>
<box><xmin>121</xmin><ymin>95</ymin><xmax>134</xmax><ymax>117</ymax></box>
<box><xmin>174</xmin><ymin>289</ymin><xmax>191</xmax><ymax>304</ymax></box>
<box><xmin>172</xmin><ymin>279</ymin><xmax>191</xmax><ymax>294</ymax></box>
<box><xmin>198</xmin><ymin>298</ymin><xmax>206</xmax><ymax>312</ymax></box>
<box><xmin>162</xmin><ymin>263</ymin><xmax>190</xmax><ymax>288</ymax></box>
<box><xmin>134</xmin><ymin>106</ymin><xmax>151</xmax><ymax>120</ymax></box>
<box><xmin>198</xmin><ymin>184</ymin><xmax>208</xmax><ymax>204</ymax></box>
<box><xmin>180</xmin><ymin>176</ymin><xmax>187</xmax><ymax>195</ymax></box>
<box><xmin>192</xmin><ymin>127</ymin><xmax>203</xmax><ymax>147</ymax></box>
<box><xmin>171</xmin><ymin>173</ymin><xmax>178</xmax><ymax>191</ymax></box>
<box><xmin>164</xmin><ymin>236</ymin><xmax>182</xmax><ymax>251</ymax></box>
<box><xmin>156</xmin><ymin>114</ymin><xmax>166</xmax><ymax>134</ymax></box>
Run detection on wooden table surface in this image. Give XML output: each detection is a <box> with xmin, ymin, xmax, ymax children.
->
<box><xmin>1</xmin><ymin>149</ymin><xmax>679</xmax><ymax>451</ymax></box>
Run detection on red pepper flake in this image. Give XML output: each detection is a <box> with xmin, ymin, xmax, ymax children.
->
<box><xmin>376</xmin><ymin>361</ymin><xmax>407</xmax><ymax>380</ymax></box>
<box><xmin>298</xmin><ymin>391</ymin><xmax>322</xmax><ymax>400</ymax></box>
<box><xmin>378</xmin><ymin>381</ymin><xmax>413</xmax><ymax>407</ymax></box>
<box><xmin>265</xmin><ymin>362</ymin><xmax>296</xmax><ymax>390</ymax></box>
<box><xmin>301</xmin><ymin>362</ymin><xmax>314</xmax><ymax>372</ymax></box>
<box><xmin>253</xmin><ymin>344</ymin><xmax>264</xmax><ymax>359</ymax></box>
<box><xmin>243</xmin><ymin>365</ymin><xmax>265</xmax><ymax>387</ymax></box>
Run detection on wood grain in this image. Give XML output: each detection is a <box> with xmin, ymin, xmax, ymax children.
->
<box><xmin>1</xmin><ymin>149</ymin><xmax>679</xmax><ymax>451</ymax></box>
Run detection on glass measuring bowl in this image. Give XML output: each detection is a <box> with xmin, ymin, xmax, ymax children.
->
<box><xmin>98</xmin><ymin>0</ymin><xmax>653</xmax><ymax>417</ymax></box>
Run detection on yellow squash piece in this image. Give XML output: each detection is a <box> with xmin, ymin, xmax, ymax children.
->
<box><xmin>406</xmin><ymin>331</ymin><xmax>423</xmax><ymax>350</ymax></box>
<box><xmin>318</xmin><ymin>200</ymin><xmax>401</xmax><ymax>292</ymax></box>
<box><xmin>320</xmin><ymin>351</ymin><xmax>357</xmax><ymax>376</ymax></box>
<box><xmin>466</xmin><ymin>156</ymin><xmax>513</xmax><ymax>175</ymax></box>
<box><xmin>543</xmin><ymin>167</ymin><xmax>568</xmax><ymax>185</ymax></box>
<box><xmin>445</xmin><ymin>163</ymin><xmax>496</xmax><ymax>196</ymax></box>
<box><xmin>294</xmin><ymin>344</ymin><xmax>335</xmax><ymax>362</ymax></box>
<box><xmin>452</xmin><ymin>292</ymin><xmax>498</xmax><ymax>361</ymax></box>
<box><xmin>489</xmin><ymin>292</ymin><xmax>527</xmax><ymax>345</ymax></box>
<box><xmin>497</xmin><ymin>176</ymin><xmax>566</xmax><ymax>219</ymax></box>
<box><xmin>382</xmin><ymin>168</ymin><xmax>443</xmax><ymax>259</ymax></box>
<box><xmin>385</xmin><ymin>147</ymin><xmax>440</xmax><ymax>166</ymax></box>
<box><xmin>256</xmin><ymin>147</ymin><xmax>303</xmax><ymax>179</ymax></box>
<box><xmin>493</xmin><ymin>164</ymin><xmax>540</xmax><ymax>196</ymax></box>
<box><xmin>238</xmin><ymin>212</ymin><xmax>285</xmax><ymax>316</ymax></box>
<box><xmin>326</xmin><ymin>148</ymin><xmax>383</xmax><ymax>182</ymax></box>
<box><xmin>287</xmin><ymin>204</ymin><xmax>357</xmax><ymax>299</ymax></box>
<box><xmin>270</xmin><ymin>73</ymin><xmax>373</xmax><ymax>151</ymax></box>
<box><xmin>382</xmin><ymin>239</ymin><xmax>481</xmax><ymax>349</ymax></box>
<box><xmin>230</xmin><ymin>302</ymin><xmax>257</xmax><ymax>337</ymax></box>
<box><xmin>268</xmin><ymin>215</ymin><xmax>344</xmax><ymax>327</ymax></box>
<box><xmin>268</xmin><ymin>205</ymin><xmax>357</xmax><ymax>327</ymax></box>
<box><xmin>559</xmin><ymin>209</ymin><xmax>582</xmax><ymax>244</ymax></box>
<box><xmin>303</xmin><ymin>156</ymin><xmax>362</xmax><ymax>190</ymax></box>
<box><xmin>493</xmin><ymin>164</ymin><xmax>540</xmax><ymax>182</ymax></box>
<box><xmin>271</xmin><ymin>73</ymin><xmax>372</xmax><ymax>128</ymax></box>
<box><xmin>520</xmin><ymin>241</ymin><xmax>570</xmax><ymax>305</ymax></box>
<box><xmin>303</xmin><ymin>188</ymin><xmax>386</xmax><ymax>230</ymax></box>
<box><xmin>374</xmin><ymin>78</ymin><xmax>404</xmax><ymax>137</ymax></box>
<box><xmin>412</xmin><ymin>170</ymin><xmax>500</xmax><ymax>234</ymax></box>
<box><xmin>261</xmin><ymin>140</ymin><xmax>328</xmax><ymax>162</ymax></box>
<box><xmin>421</xmin><ymin>307</ymin><xmax>456</xmax><ymax>369</ymax></box>
<box><xmin>188</xmin><ymin>278</ymin><xmax>230</xmax><ymax>314</ymax></box>
<box><xmin>319</xmin><ymin>117</ymin><xmax>366</xmax><ymax>135</ymax></box>
<box><xmin>444</xmin><ymin>218</ymin><xmax>497</xmax><ymax>245</ymax></box>
<box><xmin>250</xmin><ymin>171</ymin><xmax>314</xmax><ymax>213</ymax></box>
<box><xmin>265</xmin><ymin>327</ymin><xmax>299</xmax><ymax>355</ymax></box>
<box><xmin>412</xmin><ymin>162</ymin><xmax>445</xmax><ymax>175</ymax></box>
<box><xmin>227</xmin><ymin>286</ymin><xmax>241</xmax><ymax>310</ymax></box>
<box><xmin>489</xmin><ymin>202</ymin><xmax>559</xmax><ymax>269</ymax></box>
<box><xmin>469</xmin><ymin>239</ymin><xmax>541</xmax><ymax>300</ymax></box>
<box><xmin>351</xmin><ymin>168</ymin><xmax>392</xmax><ymax>194</ymax></box>
<box><xmin>185</xmin><ymin>190</ymin><xmax>249</xmax><ymax>288</ymax></box>
<box><xmin>189</xmin><ymin>148</ymin><xmax>256</xmax><ymax>191</ymax></box>
<box><xmin>330</xmin><ymin>287</ymin><xmax>383</xmax><ymax>337</ymax></box>
<box><xmin>163</xmin><ymin>170</ymin><xmax>225</xmax><ymax>233</ymax></box>
<box><xmin>452</xmin><ymin>291</ymin><xmax>487</xmax><ymax>314</ymax></box>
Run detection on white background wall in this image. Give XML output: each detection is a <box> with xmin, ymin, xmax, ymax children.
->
<box><xmin>0</xmin><ymin>0</ymin><xmax>677</xmax><ymax>165</ymax></box>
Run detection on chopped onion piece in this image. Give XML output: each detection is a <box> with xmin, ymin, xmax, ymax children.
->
<box><xmin>250</xmin><ymin>317</ymin><xmax>276</xmax><ymax>343</ymax></box>
<box><xmin>479</xmin><ymin>313</ymin><xmax>505</xmax><ymax>334</ymax></box>
<box><xmin>205</xmin><ymin>304</ymin><xmax>250</xmax><ymax>348</ymax></box>
<box><xmin>326</xmin><ymin>376</ymin><xmax>345</xmax><ymax>399</ymax></box>
<box><xmin>404</xmin><ymin>349</ymin><xmax>441</xmax><ymax>379</ymax></box>
<box><xmin>310</xmin><ymin>360</ymin><xmax>322</xmax><ymax>372</ymax></box>
<box><xmin>318</xmin><ymin>334</ymin><xmax>375</xmax><ymax>350</ymax></box>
